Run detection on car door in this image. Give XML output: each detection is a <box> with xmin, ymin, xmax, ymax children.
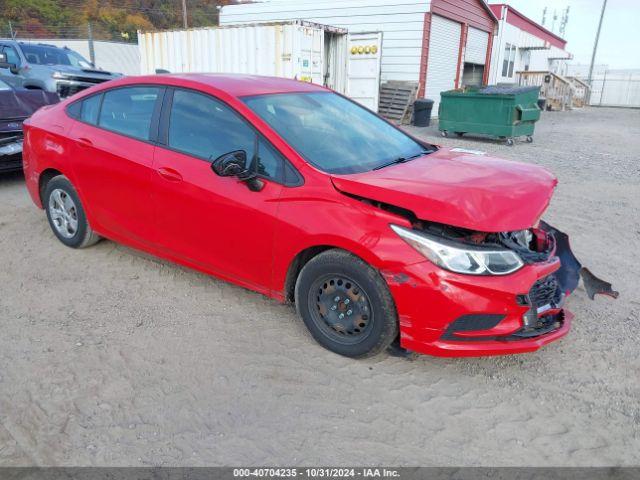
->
<box><xmin>152</xmin><ymin>87</ymin><xmax>290</xmax><ymax>291</ymax></box>
<box><xmin>68</xmin><ymin>86</ymin><xmax>163</xmax><ymax>247</ymax></box>
<box><xmin>0</xmin><ymin>45</ymin><xmax>23</xmax><ymax>88</ymax></box>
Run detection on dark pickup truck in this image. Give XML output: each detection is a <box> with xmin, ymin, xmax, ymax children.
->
<box><xmin>0</xmin><ymin>79</ymin><xmax>59</xmax><ymax>172</ymax></box>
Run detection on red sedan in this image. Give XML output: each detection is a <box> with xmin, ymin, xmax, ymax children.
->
<box><xmin>22</xmin><ymin>74</ymin><xmax>611</xmax><ymax>358</ymax></box>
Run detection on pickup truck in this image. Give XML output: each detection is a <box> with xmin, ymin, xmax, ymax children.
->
<box><xmin>0</xmin><ymin>40</ymin><xmax>120</xmax><ymax>98</ymax></box>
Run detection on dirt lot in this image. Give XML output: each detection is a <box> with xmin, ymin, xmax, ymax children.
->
<box><xmin>0</xmin><ymin>107</ymin><xmax>639</xmax><ymax>467</ymax></box>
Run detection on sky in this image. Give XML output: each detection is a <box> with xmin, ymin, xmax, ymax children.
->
<box><xmin>498</xmin><ymin>0</ymin><xmax>640</xmax><ymax>69</ymax></box>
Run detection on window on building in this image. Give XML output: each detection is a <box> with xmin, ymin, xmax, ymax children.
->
<box><xmin>520</xmin><ymin>49</ymin><xmax>531</xmax><ymax>72</ymax></box>
<box><xmin>502</xmin><ymin>43</ymin><xmax>517</xmax><ymax>78</ymax></box>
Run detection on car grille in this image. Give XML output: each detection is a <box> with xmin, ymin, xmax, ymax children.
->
<box><xmin>56</xmin><ymin>83</ymin><xmax>90</xmax><ymax>98</ymax></box>
<box><xmin>529</xmin><ymin>275</ymin><xmax>562</xmax><ymax>310</ymax></box>
<box><xmin>63</xmin><ymin>75</ymin><xmax>110</xmax><ymax>84</ymax></box>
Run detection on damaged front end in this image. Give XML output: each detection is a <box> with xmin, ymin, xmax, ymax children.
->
<box><xmin>391</xmin><ymin>217</ymin><xmax>618</xmax><ymax>345</ymax></box>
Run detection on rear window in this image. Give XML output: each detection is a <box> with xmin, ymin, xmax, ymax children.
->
<box><xmin>80</xmin><ymin>94</ymin><xmax>102</xmax><ymax>124</ymax></box>
<box><xmin>98</xmin><ymin>87</ymin><xmax>160</xmax><ymax>141</ymax></box>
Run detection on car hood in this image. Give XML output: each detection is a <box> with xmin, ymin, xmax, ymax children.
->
<box><xmin>41</xmin><ymin>64</ymin><xmax>121</xmax><ymax>78</ymax></box>
<box><xmin>330</xmin><ymin>147</ymin><xmax>558</xmax><ymax>232</ymax></box>
<box><xmin>0</xmin><ymin>89</ymin><xmax>59</xmax><ymax>122</ymax></box>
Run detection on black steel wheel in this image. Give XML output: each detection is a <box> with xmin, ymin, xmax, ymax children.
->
<box><xmin>295</xmin><ymin>249</ymin><xmax>398</xmax><ymax>358</ymax></box>
<box><xmin>309</xmin><ymin>274</ymin><xmax>374</xmax><ymax>344</ymax></box>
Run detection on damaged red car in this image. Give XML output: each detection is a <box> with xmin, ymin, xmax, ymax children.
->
<box><xmin>22</xmin><ymin>74</ymin><xmax>616</xmax><ymax>358</ymax></box>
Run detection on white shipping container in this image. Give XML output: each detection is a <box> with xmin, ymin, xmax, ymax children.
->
<box><xmin>138</xmin><ymin>21</ymin><xmax>382</xmax><ymax>111</ymax></box>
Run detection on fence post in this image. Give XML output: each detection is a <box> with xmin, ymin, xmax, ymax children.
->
<box><xmin>599</xmin><ymin>69</ymin><xmax>607</xmax><ymax>106</ymax></box>
<box><xmin>87</xmin><ymin>22</ymin><xmax>96</xmax><ymax>66</ymax></box>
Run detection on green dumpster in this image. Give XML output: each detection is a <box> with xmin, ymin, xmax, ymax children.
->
<box><xmin>438</xmin><ymin>85</ymin><xmax>541</xmax><ymax>146</ymax></box>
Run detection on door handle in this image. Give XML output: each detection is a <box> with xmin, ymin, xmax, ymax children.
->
<box><xmin>157</xmin><ymin>167</ymin><xmax>183</xmax><ymax>182</ymax></box>
<box><xmin>77</xmin><ymin>137</ymin><xmax>93</xmax><ymax>147</ymax></box>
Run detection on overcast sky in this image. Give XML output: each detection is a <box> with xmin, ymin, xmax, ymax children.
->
<box><xmin>498</xmin><ymin>0</ymin><xmax>640</xmax><ymax>69</ymax></box>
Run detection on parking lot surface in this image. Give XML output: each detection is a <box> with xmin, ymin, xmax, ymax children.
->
<box><xmin>0</xmin><ymin>107</ymin><xmax>639</xmax><ymax>466</ymax></box>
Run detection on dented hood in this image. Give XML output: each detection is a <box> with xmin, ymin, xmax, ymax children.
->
<box><xmin>330</xmin><ymin>147</ymin><xmax>558</xmax><ymax>232</ymax></box>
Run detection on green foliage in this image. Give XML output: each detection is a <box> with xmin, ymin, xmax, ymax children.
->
<box><xmin>0</xmin><ymin>0</ymin><xmax>237</xmax><ymax>41</ymax></box>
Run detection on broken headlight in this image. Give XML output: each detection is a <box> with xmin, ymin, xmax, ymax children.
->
<box><xmin>391</xmin><ymin>225</ymin><xmax>524</xmax><ymax>276</ymax></box>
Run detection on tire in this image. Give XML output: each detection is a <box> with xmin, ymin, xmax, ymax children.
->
<box><xmin>440</xmin><ymin>130</ymin><xmax>448</xmax><ymax>137</ymax></box>
<box><xmin>44</xmin><ymin>175</ymin><xmax>100</xmax><ymax>249</ymax></box>
<box><xmin>526</xmin><ymin>135</ymin><xmax>534</xmax><ymax>143</ymax></box>
<box><xmin>505</xmin><ymin>138</ymin><xmax>514</xmax><ymax>146</ymax></box>
<box><xmin>294</xmin><ymin>249</ymin><xmax>398</xmax><ymax>358</ymax></box>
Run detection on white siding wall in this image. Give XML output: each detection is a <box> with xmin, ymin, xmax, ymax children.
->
<box><xmin>17</xmin><ymin>38</ymin><xmax>140</xmax><ymax>75</ymax></box>
<box><xmin>489</xmin><ymin>19</ymin><xmax>570</xmax><ymax>84</ymax></box>
<box><xmin>220</xmin><ymin>0</ymin><xmax>431</xmax><ymax>83</ymax></box>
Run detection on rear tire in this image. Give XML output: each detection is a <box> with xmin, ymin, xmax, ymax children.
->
<box><xmin>294</xmin><ymin>249</ymin><xmax>398</xmax><ymax>358</ymax></box>
<box><xmin>44</xmin><ymin>175</ymin><xmax>100</xmax><ymax>249</ymax></box>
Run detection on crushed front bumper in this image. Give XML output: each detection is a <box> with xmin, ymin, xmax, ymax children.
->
<box><xmin>384</xmin><ymin>223</ymin><xmax>612</xmax><ymax>357</ymax></box>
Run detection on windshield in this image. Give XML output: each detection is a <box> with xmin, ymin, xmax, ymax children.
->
<box><xmin>0</xmin><ymin>79</ymin><xmax>11</xmax><ymax>91</ymax></box>
<box><xmin>20</xmin><ymin>44</ymin><xmax>92</xmax><ymax>68</ymax></box>
<box><xmin>243</xmin><ymin>92</ymin><xmax>430</xmax><ymax>174</ymax></box>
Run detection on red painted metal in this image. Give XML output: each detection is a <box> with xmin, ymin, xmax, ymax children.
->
<box><xmin>22</xmin><ymin>74</ymin><xmax>572</xmax><ymax>358</ymax></box>
<box><xmin>330</xmin><ymin>148</ymin><xmax>558</xmax><ymax>233</ymax></box>
<box><xmin>482</xmin><ymin>26</ymin><xmax>494</xmax><ymax>84</ymax></box>
<box><xmin>417</xmin><ymin>12</ymin><xmax>432</xmax><ymax>99</ymax></box>
<box><xmin>431</xmin><ymin>0</ymin><xmax>496</xmax><ymax>33</ymax></box>
<box><xmin>489</xmin><ymin>3</ymin><xmax>567</xmax><ymax>49</ymax></box>
<box><xmin>421</xmin><ymin>0</ymin><xmax>497</xmax><ymax>97</ymax></box>
<box><xmin>454</xmin><ymin>23</ymin><xmax>469</xmax><ymax>88</ymax></box>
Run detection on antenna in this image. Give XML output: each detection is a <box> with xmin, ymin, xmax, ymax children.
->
<box><xmin>542</xmin><ymin>7</ymin><xmax>547</xmax><ymax>26</ymax></box>
<box><xmin>559</xmin><ymin>6</ymin><xmax>570</xmax><ymax>36</ymax></box>
<box><xmin>551</xmin><ymin>9</ymin><xmax>558</xmax><ymax>33</ymax></box>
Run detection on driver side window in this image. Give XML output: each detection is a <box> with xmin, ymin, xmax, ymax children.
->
<box><xmin>168</xmin><ymin>89</ymin><xmax>256</xmax><ymax>162</ymax></box>
<box><xmin>167</xmin><ymin>89</ymin><xmax>286</xmax><ymax>182</ymax></box>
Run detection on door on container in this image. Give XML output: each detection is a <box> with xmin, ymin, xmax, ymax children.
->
<box><xmin>299</xmin><ymin>26</ymin><xmax>324</xmax><ymax>85</ymax></box>
<box><xmin>462</xmin><ymin>26</ymin><xmax>489</xmax><ymax>87</ymax></box>
<box><xmin>425</xmin><ymin>15</ymin><xmax>462</xmax><ymax>117</ymax></box>
<box><xmin>347</xmin><ymin>32</ymin><xmax>382</xmax><ymax>111</ymax></box>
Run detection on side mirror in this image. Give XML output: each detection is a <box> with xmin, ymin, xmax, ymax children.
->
<box><xmin>0</xmin><ymin>52</ymin><xmax>18</xmax><ymax>74</ymax></box>
<box><xmin>211</xmin><ymin>150</ymin><xmax>265</xmax><ymax>192</ymax></box>
<box><xmin>212</xmin><ymin>150</ymin><xmax>247</xmax><ymax>177</ymax></box>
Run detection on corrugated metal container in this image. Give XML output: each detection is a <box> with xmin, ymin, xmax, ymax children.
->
<box><xmin>220</xmin><ymin>0</ymin><xmax>431</xmax><ymax>83</ymax></box>
<box><xmin>138</xmin><ymin>21</ymin><xmax>347</xmax><ymax>91</ymax></box>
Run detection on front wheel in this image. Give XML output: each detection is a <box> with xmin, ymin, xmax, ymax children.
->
<box><xmin>294</xmin><ymin>249</ymin><xmax>398</xmax><ymax>358</ymax></box>
<box><xmin>44</xmin><ymin>175</ymin><xmax>100</xmax><ymax>248</ymax></box>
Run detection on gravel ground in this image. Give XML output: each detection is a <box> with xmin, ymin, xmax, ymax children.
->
<box><xmin>0</xmin><ymin>107</ymin><xmax>639</xmax><ymax>467</ymax></box>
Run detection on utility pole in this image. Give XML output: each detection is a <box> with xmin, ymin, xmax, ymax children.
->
<box><xmin>87</xmin><ymin>22</ymin><xmax>96</xmax><ymax>66</ymax></box>
<box><xmin>182</xmin><ymin>0</ymin><xmax>188</xmax><ymax>28</ymax></box>
<box><xmin>587</xmin><ymin>0</ymin><xmax>608</xmax><ymax>101</ymax></box>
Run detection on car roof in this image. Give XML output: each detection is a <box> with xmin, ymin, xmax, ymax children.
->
<box><xmin>113</xmin><ymin>73</ymin><xmax>329</xmax><ymax>98</ymax></box>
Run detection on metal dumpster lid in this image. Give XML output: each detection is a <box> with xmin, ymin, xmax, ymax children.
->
<box><xmin>476</xmin><ymin>86</ymin><xmax>540</xmax><ymax>95</ymax></box>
